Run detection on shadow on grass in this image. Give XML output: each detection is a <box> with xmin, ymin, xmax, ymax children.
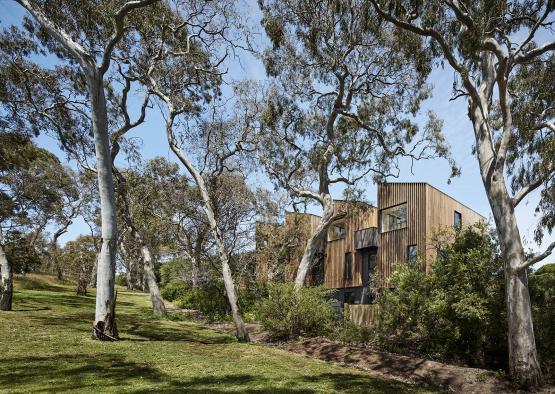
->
<box><xmin>121</xmin><ymin>319</ymin><xmax>236</xmax><ymax>344</ymax></box>
<box><xmin>0</xmin><ymin>353</ymin><xmax>422</xmax><ymax>394</ymax></box>
<box><xmin>14</xmin><ymin>276</ymin><xmax>68</xmax><ymax>292</ymax></box>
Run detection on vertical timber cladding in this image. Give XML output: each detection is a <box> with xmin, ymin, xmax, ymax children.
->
<box><xmin>324</xmin><ymin>201</ymin><xmax>378</xmax><ymax>289</ymax></box>
<box><xmin>378</xmin><ymin>183</ymin><xmax>427</xmax><ymax>284</ymax></box>
<box><xmin>284</xmin><ymin>212</ymin><xmax>322</xmax><ymax>283</ymax></box>
<box><xmin>377</xmin><ymin>183</ymin><xmax>486</xmax><ymax>285</ymax></box>
<box><xmin>424</xmin><ymin>184</ymin><xmax>486</xmax><ymax>269</ymax></box>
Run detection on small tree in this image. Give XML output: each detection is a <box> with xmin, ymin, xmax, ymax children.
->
<box><xmin>59</xmin><ymin>236</ymin><xmax>97</xmax><ymax>296</ymax></box>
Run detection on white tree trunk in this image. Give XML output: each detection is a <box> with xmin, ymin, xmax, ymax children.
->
<box><xmin>470</xmin><ymin>97</ymin><xmax>543</xmax><ymax>387</ymax></box>
<box><xmin>140</xmin><ymin>242</ymin><xmax>166</xmax><ymax>315</ymax></box>
<box><xmin>0</xmin><ymin>244</ymin><xmax>12</xmax><ymax>311</ymax></box>
<box><xmin>166</xmin><ymin>132</ymin><xmax>249</xmax><ymax>341</ymax></box>
<box><xmin>294</xmin><ymin>195</ymin><xmax>334</xmax><ymax>290</ymax></box>
<box><xmin>88</xmin><ymin>72</ymin><xmax>118</xmax><ymax>340</ymax></box>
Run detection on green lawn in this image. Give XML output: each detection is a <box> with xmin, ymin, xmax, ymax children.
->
<box><xmin>0</xmin><ymin>275</ymin><xmax>440</xmax><ymax>393</ymax></box>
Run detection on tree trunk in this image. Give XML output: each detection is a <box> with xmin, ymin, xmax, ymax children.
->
<box><xmin>140</xmin><ymin>243</ymin><xmax>166</xmax><ymax>315</ymax></box>
<box><xmin>166</xmin><ymin>132</ymin><xmax>249</xmax><ymax>341</ymax></box>
<box><xmin>487</xmin><ymin>181</ymin><xmax>543</xmax><ymax>388</ymax></box>
<box><xmin>88</xmin><ymin>256</ymin><xmax>97</xmax><ymax>288</ymax></box>
<box><xmin>88</xmin><ymin>71</ymin><xmax>118</xmax><ymax>340</ymax></box>
<box><xmin>0</xmin><ymin>244</ymin><xmax>13</xmax><ymax>311</ymax></box>
<box><xmin>470</xmin><ymin>96</ymin><xmax>543</xmax><ymax>388</ymax></box>
<box><xmin>294</xmin><ymin>195</ymin><xmax>334</xmax><ymax>290</ymax></box>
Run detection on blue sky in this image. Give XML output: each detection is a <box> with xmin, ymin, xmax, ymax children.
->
<box><xmin>1</xmin><ymin>0</ymin><xmax>553</xmax><ymax>265</ymax></box>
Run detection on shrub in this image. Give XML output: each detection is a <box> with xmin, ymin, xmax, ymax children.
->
<box><xmin>115</xmin><ymin>274</ymin><xmax>128</xmax><ymax>288</ymax></box>
<box><xmin>257</xmin><ymin>283</ymin><xmax>338</xmax><ymax>340</ymax></box>
<box><xmin>374</xmin><ymin>225</ymin><xmax>507</xmax><ymax>367</ymax></box>
<box><xmin>174</xmin><ymin>285</ymin><xmax>227</xmax><ymax>322</ymax></box>
<box><xmin>161</xmin><ymin>281</ymin><xmax>189</xmax><ymax>302</ymax></box>
<box><xmin>529</xmin><ymin>263</ymin><xmax>555</xmax><ymax>381</ymax></box>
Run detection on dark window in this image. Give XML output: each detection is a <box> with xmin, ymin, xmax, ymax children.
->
<box><xmin>454</xmin><ymin>211</ymin><xmax>462</xmax><ymax>229</ymax></box>
<box><xmin>407</xmin><ymin>244</ymin><xmax>417</xmax><ymax>262</ymax></box>
<box><xmin>344</xmin><ymin>291</ymin><xmax>356</xmax><ymax>305</ymax></box>
<box><xmin>344</xmin><ymin>252</ymin><xmax>353</xmax><ymax>281</ymax></box>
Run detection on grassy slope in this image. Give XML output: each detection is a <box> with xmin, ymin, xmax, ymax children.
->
<box><xmin>0</xmin><ymin>275</ymin><xmax>440</xmax><ymax>394</ymax></box>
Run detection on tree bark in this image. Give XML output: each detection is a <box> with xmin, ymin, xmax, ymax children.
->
<box><xmin>166</xmin><ymin>129</ymin><xmax>249</xmax><ymax>342</ymax></box>
<box><xmin>139</xmin><ymin>241</ymin><xmax>166</xmax><ymax>315</ymax></box>
<box><xmin>88</xmin><ymin>71</ymin><xmax>118</xmax><ymax>340</ymax></box>
<box><xmin>0</xmin><ymin>244</ymin><xmax>13</xmax><ymax>311</ymax></box>
<box><xmin>294</xmin><ymin>195</ymin><xmax>334</xmax><ymax>290</ymax></box>
<box><xmin>469</xmin><ymin>94</ymin><xmax>543</xmax><ymax>387</ymax></box>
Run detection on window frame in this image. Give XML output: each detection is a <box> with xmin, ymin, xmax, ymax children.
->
<box><xmin>454</xmin><ymin>210</ymin><xmax>462</xmax><ymax>229</ymax></box>
<box><xmin>344</xmin><ymin>252</ymin><xmax>353</xmax><ymax>281</ymax></box>
<box><xmin>380</xmin><ymin>202</ymin><xmax>408</xmax><ymax>233</ymax></box>
<box><xmin>407</xmin><ymin>244</ymin><xmax>418</xmax><ymax>262</ymax></box>
<box><xmin>328</xmin><ymin>220</ymin><xmax>346</xmax><ymax>241</ymax></box>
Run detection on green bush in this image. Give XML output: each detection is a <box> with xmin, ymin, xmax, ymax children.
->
<box><xmin>374</xmin><ymin>225</ymin><xmax>507</xmax><ymax>367</ymax></box>
<box><xmin>174</xmin><ymin>285</ymin><xmax>227</xmax><ymax>322</ymax></box>
<box><xmin>529</xmin><ymin>263</ymin><xmax>555</xmax><ymax>381</ymax></box>
<box><xmin>115</xmin><ymin>274</ymin><xmax>128</xmax><ymax>288</ymax></box>
<box><xmin>257</xmin><ymin>283</ymin><xmax>338</xmax><ymax>340</ymax></box>
<box><xmin>161</xmin><ymin>281</ymin><xmax>189</xmax><ymax>302</ymax></box>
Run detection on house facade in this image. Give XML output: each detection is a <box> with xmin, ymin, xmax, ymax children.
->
<box><xmin>255</xmin><ymin>183</ymin><xmax>485</xmax><ymax>305</ymax></box>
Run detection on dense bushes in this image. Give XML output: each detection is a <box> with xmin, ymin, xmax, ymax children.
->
<box><xmin>161</xmin><ymin>281</ymin><xmax>189</xmax><ymax>302</ymax></box>
<box><xmin>529</xmin><ymin>263</ymin><xmax>555</xmax><ymax>380</ymax></box>
<box><xmin>257</xmin><ymin>283</ymin><xmax>338</xmax><ymax>340</ymax></box>
<box><xmin>373</xmin><ymin>225</ymin><xmax>507</xmax><ymax>367</ymax></box>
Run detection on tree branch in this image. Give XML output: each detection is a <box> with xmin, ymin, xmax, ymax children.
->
<box><xmin>518</xmin><ymin>241</ymin><xmax>555</xmax><ymax>271</ymax></box>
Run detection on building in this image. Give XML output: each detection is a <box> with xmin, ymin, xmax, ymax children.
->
<box><xmin>255</xmin><ymin>183</ymin><xmax>485</xmax><ymax>305</ymax></box>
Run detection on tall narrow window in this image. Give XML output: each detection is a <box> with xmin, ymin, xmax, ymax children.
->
<box><xmin>380</xmin><ymin>203</ymin><xmax>407</xmax><ymax>232</ymax></box>
<box><xmin>454</xmin><ymin>211</ymin><xmax>462</xmax><ymax>229</ymax></box>
<box><xmin>407</xmin><ymin>244</ymin><xmax>417</xmax><ymax>262</ymax></box>
<box><xmin>344</xmin><ymin>252</ymin><xmax>353</xmax><ymax>281</ymax></box>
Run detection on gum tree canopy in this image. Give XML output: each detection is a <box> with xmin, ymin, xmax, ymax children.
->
<box><xmin>371</xmin><ymin>0</ymin><xmax>555</xmax><ymax>388</ymax></box>
<box><xmin>258</xmin><ymin>0</ymin><xmax>458</xmax><ymax>289</ymax></box>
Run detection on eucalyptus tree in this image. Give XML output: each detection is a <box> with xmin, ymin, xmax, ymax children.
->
<box><xmin>7</xmin><ymin>0</ymin><xmax>160</xmax><ymax>339</ymax></box>
<box><xmin>135</xmin><ymin>0</ymin><xmax>256</xmax><ymax>341</ymax></box>
<box><xmin>258</xmin><ymin>0</ymin><xmax>457</xmax><ymax>289</ymax></box>
<box><xmin>370</xmin><ymin>0</ymin><xmax>555</xmax><ymax>388</ymax></box>
<box><xmin>0</xmin><ymin>134</ymin><xmax>74</xmax><ymax>310</ymax></box>
<box><xmin>59</xmin><ymin>235</ymin><xmax>98</xmax><ymax>296</ymax></box>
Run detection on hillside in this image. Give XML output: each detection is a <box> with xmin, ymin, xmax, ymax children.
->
<box><xmin>0</xmin><ymin>275</ymin><xmax>439</xmax><ymax>393</ymax></box>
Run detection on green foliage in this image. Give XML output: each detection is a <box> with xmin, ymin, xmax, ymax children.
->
<box><xmin>115</xmin><ymin>274</ymin><xmax>128</xmax><ymax>288</ymax></box>
<box><xmin>160</xmin><ymin>281</ymin><xmax>189</xmax><ymax>302</ymax></box>
<box><xmin>257</xmin><ymin>283</ymin><xmax>338</xmax><ymax>340</ymax></box>
<box><xmin>374</xmin><ymin>225</ymin><xmax>507</xmax><ymax>367</ymax></box>
<box><xmin>529</xmin><ymin>263</ymin><xmax>555</xmax><ymax>380</ymax></box>
<box><xmin>174</xmin><ymin>285</ymin><xmax>228</xmax><ymax>323</ymax></box>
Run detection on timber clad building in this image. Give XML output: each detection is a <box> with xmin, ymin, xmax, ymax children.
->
<box><xmin>255</xmin><ymin>183</ymin><xmax>485</xmax><ymax>306</ymax></box>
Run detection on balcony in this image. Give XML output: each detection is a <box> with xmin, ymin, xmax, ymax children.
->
<box><xmin>354</xmin><ymin>227</ymin><xmax>378</xmax><ymax>249</ymax></box>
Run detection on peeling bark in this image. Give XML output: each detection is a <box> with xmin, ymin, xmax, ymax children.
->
<box><xmin>0</xmin><ymin>244</ymin><xmax>13</xmax><ymax>311</ymax></box>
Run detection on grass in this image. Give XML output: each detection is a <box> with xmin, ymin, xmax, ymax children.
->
<box><xmin>0</xmin><ymin>274</ymin><xmax>442</xmax><ymax>393</ymax></box>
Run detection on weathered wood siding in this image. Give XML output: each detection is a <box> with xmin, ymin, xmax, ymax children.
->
<box><xmin>377</xmin><ymin>183</ymin><xmax>485</xmax><ymax>284</ymax></box>
<box><xmin>345</xmin><ymin>304</ymin><xmax>379</xmax><ymax>327</ymax></box>
<box><xmin>377</xmin><ymin>183</ymin><xmax>427</xmax><ymax>283</ymax></box>
<box><xmin>424</xmin><ymin>184</ymin><xmax>485</xmax><ymax>269</ymax></box>
<box><xmin>324</xmin><ymin>201</ymin><xmax>377</xmax><ymax>289</ymax></box>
